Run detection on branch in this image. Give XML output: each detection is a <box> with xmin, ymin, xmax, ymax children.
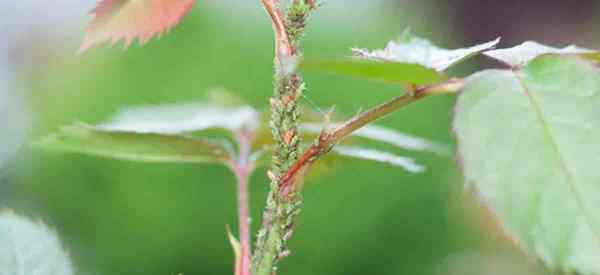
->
<box><xmin>232</xmin><ymin>166</ymin><xmax>251</xmax><ymax>275</ymax></box>
<box><xmin>229</xmin><ymin>131</ymin><xmax>255</xmax><ymax>275</ymax></box>
<box><xmin>261</xmin><ymin>0</ymin><xmax>293</xmax><ymax>58</ymax></box>
<box><xmin>253</xmin><ymin>1</ymin><xmax>318</xmax><ymax>275</ymax></box>
<box><xmin>279</xmin><ymin>79</ymin><xmax>464</xmax><ymax>194</ymax></box>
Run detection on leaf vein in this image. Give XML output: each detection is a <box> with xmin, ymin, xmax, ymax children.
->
<box><xmin>513</xmin><ymin>71</ymin><xmax>600</xmax><ymax>247</ymax></box>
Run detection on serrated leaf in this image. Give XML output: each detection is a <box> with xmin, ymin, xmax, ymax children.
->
<box><xmin>353</xmin><ymin>30</ymin><xmax>500</xmax><ymax>71</ymax></box>
<box><xmin>99</xmin><ymin>103</ymin><xmax>260</xmax><ymax>135</ymax></box>
<box><xmin>484</xmin><ymin>41</ymin><xmax>597</xmax><ymax>67</ymax></box>
<box><xmin>301</xmin><ymin>123</ymin><xmax>448</xmax><ymax>154</ymax></box>
<box><xmin>35</xmin><ymin>123</ymin><xmax>230</xmax><ymax>164</ymax></box>
<box><xmin>454</xmin><ymin>55</ymin><xmax>600</xmax><ymax>274</ymax></box>
<box><xmin>80</xmin><ymin>0</ymin><xmax>195</xmax><ymax>52</ymax></box>
<box><xmin>0</xmin><ymin>211</ymin><xmax>74</xmax><ymax>275</ymax></box>
<box><xmin>332</xmin><ymin>146</ymin><xmax>424</xmax><ymax>173</ymax></box>
<box><xmin>300</xmin><ymin>58</ymin><xmax>445</xmax><ymax>86</ymax></box>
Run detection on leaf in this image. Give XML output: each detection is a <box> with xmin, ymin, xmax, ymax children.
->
<box><xmin>99</xmin><ymin>103</ymin><xmax>260</xmax><ymax>135</ymax></box>
<box><xmin>353</xmin><ymin>30</ymin><xmax>500</xmax><ymax>71</ymax></box>
<box><xmin>332</xmin><ymin>146</ymin><xmax>424</xmax><ymax>173</ymax></box>
<box><xmin>79</xmin><ymin>0</ymin><xmax>196</xmax><ymax>52</ymax></box>
<box><xmin>301</xmin><ymin>123</ymin><xmax>449</xmax><ymax>154</ymax></box>
<box><xmin>0</xmin><ymin>211</ymin><xmax>74</xmax><ymax>275</ymax></box>
<box><xmin>435</xmin><ymin>252</ymin><xmax>541</xmax><ymax>275</ymax></box>
<box><xmin>454</xmin><ymin>55</ymin><xmax>600</xmax><ymax>274</ymax></box>
<box><xmin>300</xmin><ymin>58</ymin><xmax>445</xmax><ymax>86</ymax></box>
<box><xmin>35</xmin><ymin>123</ymin><xmax>231</xmax><ymax>164</ymax></box>
<box><xmin>484</xmin><ymin>41</ymin><xmax>598</xmax><ymax>67</ymax></box>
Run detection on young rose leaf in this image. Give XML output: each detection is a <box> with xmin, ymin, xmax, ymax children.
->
<box><xmin>332</xmin><ymin>146</ymin><xmax>425</xmax><ymax>173</ymax></box>
<box><xmin>301</xmin><ymin>123</ymin><xmax>449</xmax><ymax>154</ymax></box>
<box><xmin>484</xmin><ymin>41</ymin><xmax>598</xmax><ymax>67</ymax></box>
<box><xmin>80</xmin><ymin>0</ymin><xmax>195</xmax><ymax>52</ymax></box>
<box><xmin>454</xmin><ymin>55</ymin><xmax>600</xmax><ymax>275</ymax></box>
<box><xmin>300</xmin><ymin>58</ymin><xmax>445</xmax><ymax>86</ymax></box>
<box><xmin>35</xmin><ymin>123</ymin><xmax>231</xmax><ymax>164</ymax></box>
<box><xmin>353</xmin><ymin>30</ymin><xmax>500</xmax><ymax>71</ymax></box>
<box><xmin>100</xmin><ymin>103</ymin><xmax>260</xmax><ymax>135</ymax></box>
<box><xmin>0</xmin><ymin>211</ymin><xmax>74</xmax><ymax>275</ymax></box>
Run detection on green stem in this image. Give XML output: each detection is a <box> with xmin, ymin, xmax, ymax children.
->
<box><xmin>252</xmin><ymin>1</ymin><xmax>316</xmax><ymax>275</ymax></box>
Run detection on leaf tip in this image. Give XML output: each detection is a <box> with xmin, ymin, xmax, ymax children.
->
<box><xmin>78</xmin><ymin>0</ymin><xmax>195</xmax><ymax>52</ymax></box>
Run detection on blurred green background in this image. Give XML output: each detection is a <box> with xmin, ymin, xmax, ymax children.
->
<box><xmin>2</xmin><ymin>1</ymin><xmax>599</xmax><ymax>274</ymax></box>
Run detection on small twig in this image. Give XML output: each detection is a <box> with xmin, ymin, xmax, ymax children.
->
<box><xmin>279</xmin><ymin>79</ymin><xmax>464</xmax><ymax>193</ymax></box>
<box><xmin>233</xmin><ymin>166</ymin><xmax>251</xmax><ymax>275</ymax></box>
<box><xmin>261</xmin><ymin>0</ymin><xmax>294</xmax><ymax>57</ymax></box>
<box><xmin>229</xmin><ymin>131</ymin><xmax>255</xmax><ymax>275</ymax></box>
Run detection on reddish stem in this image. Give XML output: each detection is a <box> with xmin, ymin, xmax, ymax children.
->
<box><xmin>261</xmin><ymin>0</ymin><xmax>294</xmax><ymax>57</ymax></box>
<box><xmin>231</xmin><ymin>131</ymin><xmax>255</xmax><ymax>275</ymax></box>
<box><xmin>234</xmin><ymin>166</ymin><xmax>251</xmax><ymax>275</ymax></box>
<box><xmin>278</xmin><ymin>79</ymin><xmax>464</xmax><ymax>193</ymax></box>
<box><xmin>279</xmin><ymin>145</ymin><xmax>319</xmax><ymax>194</ymax></box>
<box><xmin>279</xmin><ymin>131</ymin><xmax>330</xmax><ymax>194</ymax></box>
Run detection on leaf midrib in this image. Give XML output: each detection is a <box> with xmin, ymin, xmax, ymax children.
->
<box><xmin>513</xmin><ymin>71</ymin><xmax>600</xmax><ymax>247</ymax></box>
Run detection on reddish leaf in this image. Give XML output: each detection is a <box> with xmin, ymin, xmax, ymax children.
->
<box><xmin>80</xmin><ymin>0</ymin><xmax>195</xmax><ymax>52</ymax></box>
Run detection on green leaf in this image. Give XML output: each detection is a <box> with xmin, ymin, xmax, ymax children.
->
<box><xmin>0</xmin><ymin>211</ymin><xmax>74</xmax><ymax>275</ymax></box>
<box><xmin>484</xmin><ymin>41</ymin><xmax>598</xmax><ymax>67</ymax></box>
<box><xmin>454</xmin><ymin>55</ymin><xmax>600</xmax><ymax>274</ymax></box>
<box><xmin>300</xmin><ymin>58</ymin><xmax>444</xmax><ymax>86</ymax></box>
<box><xmin>100</xmin><ymin>102</ymin><xmax>259</xmax><ymax>135</ymax></box>
<box><xmin>353</xmin><ymin>30</ymin><xmax>500</xmax><ymax>71</ymax></box>
<box><xmin>332</xmin><ymin>146</ymin><xmax>424</xmax><ymax>173</ymax></box>
<box><xmin>35</xmin><ymin>123</ymin><xmax>231</xmax><ymax>164</ymax></box>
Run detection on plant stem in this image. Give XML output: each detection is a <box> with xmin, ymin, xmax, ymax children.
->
<box><xmin>279</xmin><ymin>79</ymin><xmax>463</xmax><ymax>191</ymax></box>
<box><xmin>233</xmin><ymin>131</ymin><xmax>255</xmax><ymax>275</ymax></box>
<box><xmin>332</xmin><ymin>79</ymin><xmax>463</xmax><ymax>144</ymax></box>
<box><xmin>234</xmin><ymin>167</ymin><xmax>251</xmax><ymax>275</ymax></box>
<box><xmin>253</xmin><ymin>1</ymin><xmax>316</xmax><ymax>275</ymax></box>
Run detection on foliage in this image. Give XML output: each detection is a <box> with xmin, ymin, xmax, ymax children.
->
<box><xmin>352</xmin><ymin>30</ymin><xmax>500</xmax><ymax>72</ymax></box>
<box><xmin>4</xmin><ymin>1</ymin><xmax>600</xmax><ymax>275</ymax></box>
<box><xmin>454</xmin><ymin>54</ymin><xmax>600</xmax><ymax>274</ymax></box>
<box><xmin>79</xmin><ymin>0</ymin><xmax>195</xmax><ymax>52</ymax></box>
<box><xmin>0</xmin><ymin>211</ymin><xmax>74</xmax><ymax>275</ymax></box>
<box><xmin>36</xmin><ymin>100</ymin><xmax>437</xmax><ymax>173</ymax></box>
<box><xmin>483</xmin><ymin>41</ymin><xmax>597</xmax><ymax>67</ymax></box>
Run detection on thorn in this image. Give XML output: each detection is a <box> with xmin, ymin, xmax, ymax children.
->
<box><xmin>324</xmin><ymin>106</ymin><xmax>335</xmax><ymax>123</ymax></box>
<box><xmin>406</xmin><ymin>83</ymin><xmax>418</xmax><ymax>97</ymax></box>
<box><xmin>319</xmin><ymin>106</ymin><xmax>336</xmax><ymax>137</ymax></box>
<box><xmin>354</xmin><ymin>107</ymin><xmax>364</xmax><ymax>117</ymax></box>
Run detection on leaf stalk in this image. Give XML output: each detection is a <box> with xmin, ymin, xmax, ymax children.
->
<box><xmin>279</xmin><ymin>79</ymin><xmax>463</xmax><ymax>192</ymax></box>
